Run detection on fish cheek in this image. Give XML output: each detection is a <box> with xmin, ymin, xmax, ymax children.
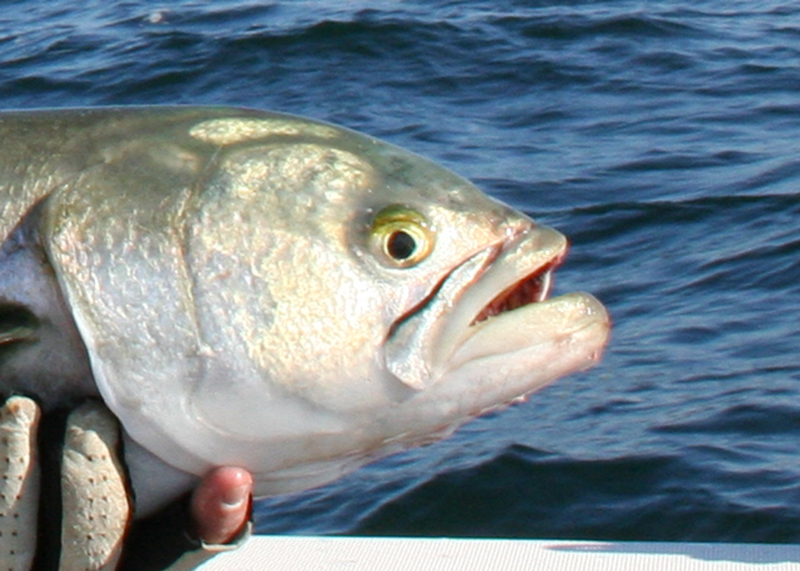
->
<box><xmin>185</xmin><ymin>145</ymin><xmax>395</xmax><ymax>414</ymax></box>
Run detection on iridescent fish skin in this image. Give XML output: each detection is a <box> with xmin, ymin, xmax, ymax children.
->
<box><xmin>0</xmin><ymin>107</ymin><xmax>610</xmax><ymax>515</ymax></box>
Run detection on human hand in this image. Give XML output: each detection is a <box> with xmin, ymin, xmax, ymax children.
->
<box><xmin>0</xmin><ymin>396</ymin><xmax>253</xmax><ymax>571</ymax></box>
<box><xmin>189</xmin><ymin>466</ymin><xmax>253</xmax><ymax>547</ymax></box>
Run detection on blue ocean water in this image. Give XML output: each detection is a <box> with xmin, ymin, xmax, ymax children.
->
<box><xmin>2</xmin><ymin>0</ymin><xmax>800</xmax><ymax>544</ymax></box>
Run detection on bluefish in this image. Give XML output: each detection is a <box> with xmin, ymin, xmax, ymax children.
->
<box><xmin>0</xmin><ymin>107</ymin><xmax>610</xmax><ymax>515</ymax></box>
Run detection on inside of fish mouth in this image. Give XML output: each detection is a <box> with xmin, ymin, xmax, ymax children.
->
<box><xmin>471</xmin><ymin>262</ymin><xmax>556</xmax><ymax>326</ymax></box>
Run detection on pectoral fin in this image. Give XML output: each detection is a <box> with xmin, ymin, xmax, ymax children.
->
<box><xmin>0</xmin><ymin>208</ymin><xmax>96</xmax><ymax>409</ymax></box>
<box><xmin>0</xmin><ymin>304</ymin><xmax>39</xmax><ymax>346</ymax></box>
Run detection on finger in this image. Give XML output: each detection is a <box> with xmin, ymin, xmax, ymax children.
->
<box><xmin>60</xmin><ymin>401</ymin><xmax>131</xmax><ymax>571</ymax></box>
<box><xmin>190</xmin><ymin>467</ymin><xmax>252</xmax><ymax>546</ymax></box>
<box><xmin>0</xmin><ymin>396</ymin><xmax>39</xmax><ymax>571</ymax></box>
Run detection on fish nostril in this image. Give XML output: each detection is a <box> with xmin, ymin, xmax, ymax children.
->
<box><xmin>498</xmin><ymin>216</ymin><xmax>535</xmax><ymax>242</ymax></box>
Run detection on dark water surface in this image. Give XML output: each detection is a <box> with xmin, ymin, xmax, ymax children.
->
<box><xmin>3</xmin><ymin>1</ymin><xmax>800</xmax><ymax>544</ymax></box>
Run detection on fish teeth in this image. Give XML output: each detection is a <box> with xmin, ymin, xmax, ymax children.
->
<box><xmin>471</xmin><ymin>264</ymin><xmax>556</xmax><ymax>325</ymax></box>
<box><xmin>537</xmin><ymin>270</ymin><xmax>553</xmax><ymax>302</ymax></box>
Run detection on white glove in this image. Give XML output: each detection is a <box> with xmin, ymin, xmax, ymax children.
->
<box><xmin>0</xmin><ymin>395</ymin><xmax>41</xmax><ymax>571</ymax></box>
<box><xmin>0</xmin><ymin>396</ymin><xmax>251</xmax><ymax>571</ymax></box>
<box><xmin>0</xmin><ymin>396</ymin><xmax>129</xmax><ymax>571</ymax></box>
<box><xmin>60</xmin><ymin>400</ymin><xmax>131</xmax><ymax>571</ymax></box>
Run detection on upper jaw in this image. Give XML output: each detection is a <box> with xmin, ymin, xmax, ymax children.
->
<box><xmin>384</xmin><ymin>224</ymin><xmax>568</xmax><ymax>391</ymax></box>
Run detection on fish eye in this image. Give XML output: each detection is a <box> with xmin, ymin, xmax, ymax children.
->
<box><xmin>370</xmin><ymin>205</ymin><xmax>434</xmax><ymax>268</ymax></box>
<box><xmin>386</xmin><ymin>230</ymin><xmax>417</xmax><ymax>260</ymax></box>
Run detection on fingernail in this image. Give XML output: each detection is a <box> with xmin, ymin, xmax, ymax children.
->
<box><xmin>222</xmin><ymin>483</ymin><xmax>250</xmax><ymax>509</ymax></box>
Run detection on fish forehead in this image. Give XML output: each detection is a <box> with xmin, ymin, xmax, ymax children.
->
<box><xmin>193</xmin><ymin>113</ymin><xmax>503</xmax><ymax>214</ymax></box>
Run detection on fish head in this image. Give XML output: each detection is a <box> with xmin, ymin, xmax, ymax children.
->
<box><xmin>174</xmin><ymin>115</ymin><xmax>610</xmax><ymax>494</ymax></box>
<box><xmin>41</xmin><ymin>110</ymin><xmax>609</xmax><ymax>508</ymax></box>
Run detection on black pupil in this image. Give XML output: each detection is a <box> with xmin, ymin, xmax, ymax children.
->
<box><xmin>387</xmin><ymin>231</ymin><xmax>417</xmax><ymax>260</ymax></box>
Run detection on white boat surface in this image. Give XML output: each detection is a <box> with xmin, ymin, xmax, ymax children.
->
<box><xmin>198</xmin><ymin>535</ymin><xmax>800</xmax><ymax>570</ymax></box>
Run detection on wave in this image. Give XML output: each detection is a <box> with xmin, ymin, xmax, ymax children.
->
<box><xmin>350</xmin><ymin>443</ymin><xmax>800</xmax><ymax>543</ymax></box>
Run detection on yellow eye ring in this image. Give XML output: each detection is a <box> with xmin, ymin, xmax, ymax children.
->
<box><xmin>370</xmin><ymin>205</ymin><xmax>434</xmax><ymax>268</ymax></box>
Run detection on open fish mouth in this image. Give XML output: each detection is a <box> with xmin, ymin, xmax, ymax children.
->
<box><xmin>471</xmin><ymin>260</ymin><xmax>557</xmax><ymax>325</ymax></box>
<box><xmin>451</xmin><ymin>223</ymin><xmax>570</xmax><ymax>341</ymax></box>
<box><xmin>448</xmin><ymin>223</ymin><xmax>608</xmax><ymax>371</ymax></box>
<box><xmin>385</xmin><ymin>223</ymin><xmax>594</xmax><ymax>391</ymax></box>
